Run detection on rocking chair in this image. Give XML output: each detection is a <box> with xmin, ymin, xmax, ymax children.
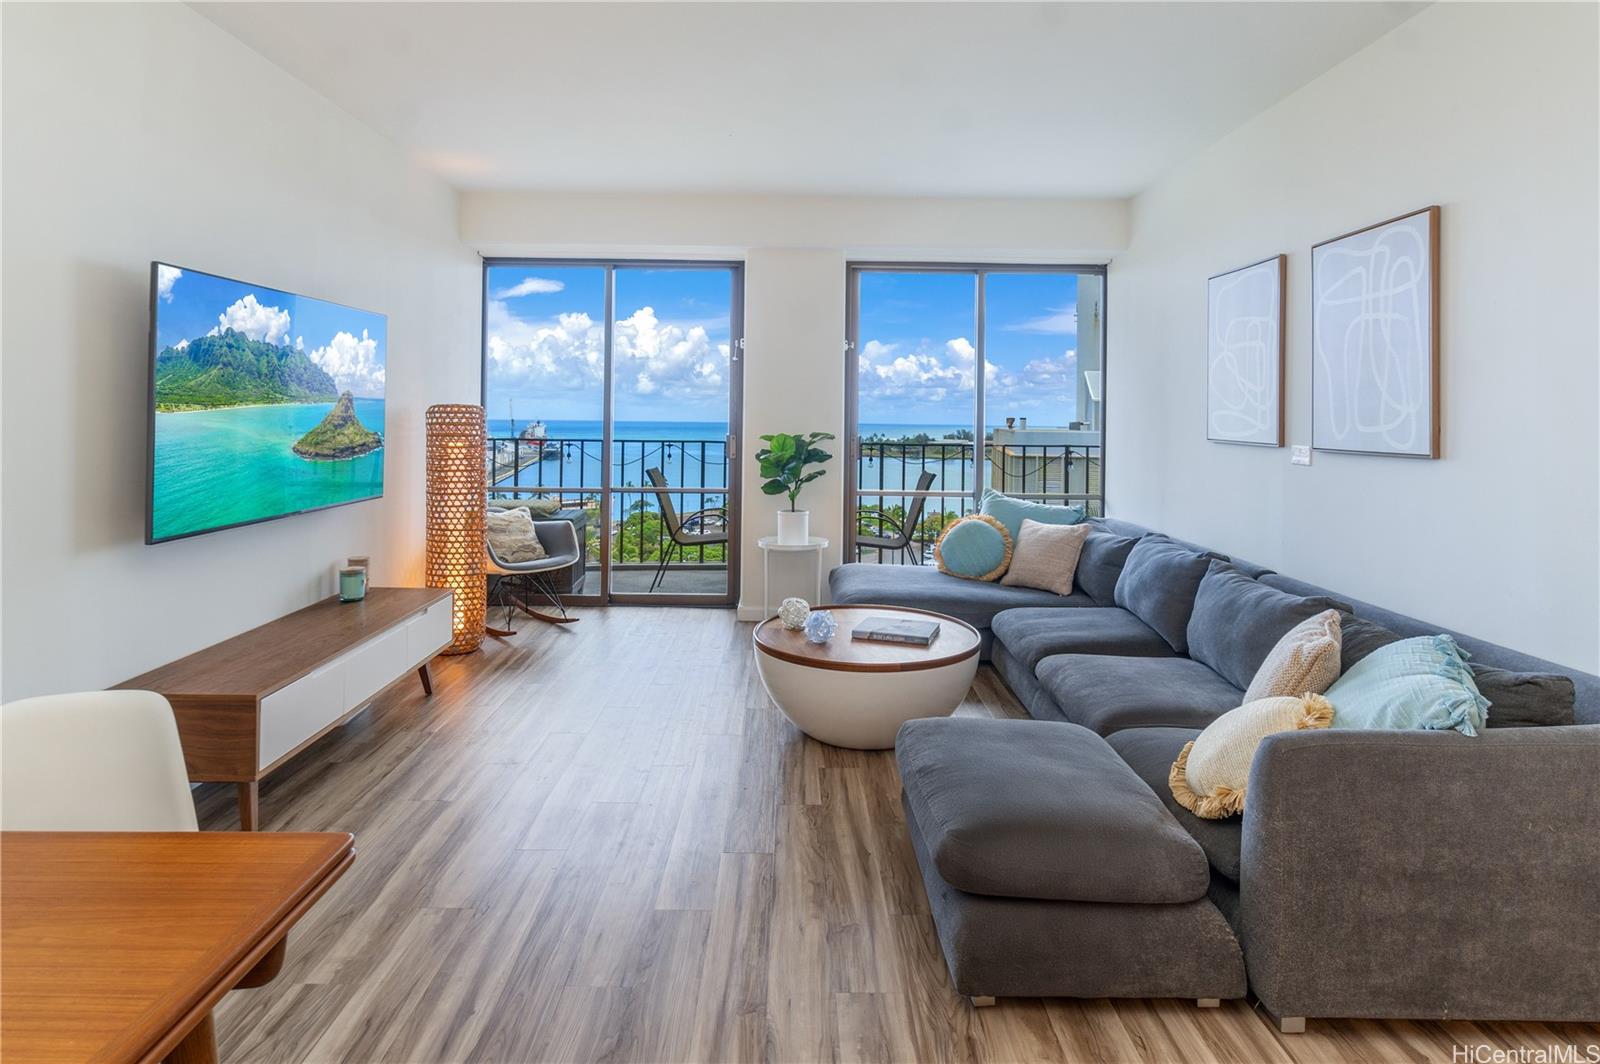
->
<box><xmin>486</xmin><ymin>518</ymin><xmax>583</xmax><ymax>632</ymax></box>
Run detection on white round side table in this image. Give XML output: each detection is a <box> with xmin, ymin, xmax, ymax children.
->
<box><xmin>757</xmin><ymin>535</ymin><xmax>829</xmax><ymax>618</ymax></box>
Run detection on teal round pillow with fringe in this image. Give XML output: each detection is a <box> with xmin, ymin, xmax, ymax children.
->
<box><xmin>934</xmin><ymin>514</ymin><xmax>1013</xmax><ymax>582</ymax></box>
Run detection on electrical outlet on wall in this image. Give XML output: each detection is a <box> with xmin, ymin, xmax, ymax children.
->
<box><xmin>1290</xmin><ymin>445</ymin><xmax>1312</xmax><ymax>466</ymax></box>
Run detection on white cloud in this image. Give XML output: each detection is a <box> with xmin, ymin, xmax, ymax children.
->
<box><xmin>207</xmin><ymin>293</ymin><xmax>291</xmax><ymax>346</ymax></box>
<box><xmin>857</xmin><ymin>335</ymin><xmax>1081</xmax><ymax>418</ymax></box>
<box><xmin>1006</xmin><ymin>306</ymin><xmax>1078</xmax><ymax>335</ymax></box>
<box><xmin>295</xmin><ymin>336</ymin><xmax>305</xmax><ymax>351</ymax></box>
<box><xmin>173</xmin><ymin>338</ymin><xmax>189</xmax><ymax>351</ymax></box>
<box><xmin>157</xmin><ymin>265</ymin><xmax>182</xmax><ymax>302</ymax></box>
<box><xmin>493</xmin><ymin>277</ymin><xmax>566</xmax><ymax>299</ymax></box>
<box><xmin>308</xmin><ymin>329</ymin><xmax>385</xmax><ymax>397</ymax></box>
<box><xmin>486</xmin><ymin>300</ymin><xmax>728</xmax><ymax>407</ymax></box>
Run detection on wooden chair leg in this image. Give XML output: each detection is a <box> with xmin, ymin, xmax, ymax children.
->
<box><xmin>236</xmin><ymin>781</ymin><xmax>258</xmax><ymax>832</ymax></box>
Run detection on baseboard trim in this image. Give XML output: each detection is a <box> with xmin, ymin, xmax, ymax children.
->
<box><xmin>736</xmin><ymin>606</ymin><xmax>772</xmax><ymax>623</ymax></box>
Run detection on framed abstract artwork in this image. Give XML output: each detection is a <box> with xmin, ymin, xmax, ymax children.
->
<box><xmin>1311</xmin><ymin>206</ymin><xmax>1440</xmax><ymax>458</ymax></box>
<box><xmin>1207</xmin><ymin>254</ymin><xmax>1285</xmax><ymax>446</ymax></box>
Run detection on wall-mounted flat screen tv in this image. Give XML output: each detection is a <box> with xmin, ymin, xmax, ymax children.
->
<box><xmin>147</xmin><ymin>262</ymin><xmax>387</xmax><ymax>543</ymax></box>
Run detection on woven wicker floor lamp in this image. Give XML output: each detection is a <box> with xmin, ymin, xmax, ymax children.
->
<box><xmin>426</xmin><ymin>403</ymin><xmax>487</xmax><ymax>654</ymax></box>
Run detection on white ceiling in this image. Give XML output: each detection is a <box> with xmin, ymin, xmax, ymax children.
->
<box><xmin>194</xmin><ymin>1</ymin><xmax>1424</xmax><ymax>199</ymax></box>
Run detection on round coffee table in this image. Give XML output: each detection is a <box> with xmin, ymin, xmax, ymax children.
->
<box><xmin>752</xmin><ymin>605</ymin><xmax>981</xmax><ymax>749</ymax></box>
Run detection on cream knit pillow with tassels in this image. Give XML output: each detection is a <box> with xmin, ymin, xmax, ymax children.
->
<box><xmin>1243</xmin><ymin>609</ymin><xmax>1342</xmax><ymax>703</ymax></box>
<box><xmin>1169</xmin><ymin>694</ymin><xmax>1334</xmax><ymax>819</ymax></box>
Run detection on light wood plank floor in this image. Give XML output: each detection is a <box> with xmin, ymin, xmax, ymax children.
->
<box><xmin>201</xmin><ymin>607</ymin><xmax>1600</xmax><ymax>1063</ymax></box>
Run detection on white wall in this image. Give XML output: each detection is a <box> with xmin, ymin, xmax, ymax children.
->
<box><xmin>1109</xmin><ymin>3</ymin><xmax>1600</xmax><ymax>671</ymax></box>
<box><xmin>0</xmin><ymin>3</ymin><xmax>482</xmax><ymax>700</ymax></box>
<box><xmin>460</xmin><ymin>190</ymin><xmax>1129</xmax><ymax>616</ymax></box>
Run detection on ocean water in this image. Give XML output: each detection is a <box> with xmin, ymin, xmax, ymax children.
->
<box><xmin>152</xmin><ymin>398</ymin><xmax>384</xmax><ymax>541</ymax></box>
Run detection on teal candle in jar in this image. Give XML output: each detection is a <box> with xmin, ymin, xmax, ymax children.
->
<box><xmin>339</xmin><ymin>566</ymin><xmax>367</xmax><ymax>602</ymax></box>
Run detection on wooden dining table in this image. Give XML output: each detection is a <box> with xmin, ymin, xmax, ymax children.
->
<box><xmin>1</xmin><ymin>831</ymin><xmax>354</xmax><ymax>1064</ymax></box>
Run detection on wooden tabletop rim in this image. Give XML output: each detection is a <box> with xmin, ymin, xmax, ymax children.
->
<box><xmin>752</xmin><ymin>604</ymin><xmax>980</xmax><ymax>673</ymax></box>
<box><xmin>1</xmin><ymin>831</ymin><xmax>355</xmax><ymax>1064</ymax></box>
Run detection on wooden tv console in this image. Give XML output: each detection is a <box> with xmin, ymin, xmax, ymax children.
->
<box><xmin>115</xmin><ymin>587</ymin><xmax>453</xmax><ymax>830</ymax></box>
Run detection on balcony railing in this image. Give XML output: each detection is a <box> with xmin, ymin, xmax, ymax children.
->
<box><xmin>853</xmin><ymin>437</ymin><xmax>1102</xmax><ymax>564</ymax></box>
<box><xmin>485</xmin><ymin>436</ymin><xmax>729</xmax><ymax>579</ymax></box>
<box><xmin>480</xmin><ymin>433</ymin><xmax>1101</xmax><ymax>574</ymax></box>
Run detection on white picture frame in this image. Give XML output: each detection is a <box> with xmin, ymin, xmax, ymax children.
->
<box><xmin>1207</xmin><ymin>255</ymin><xmax>1285</xmax><ymax>447</ymax></box>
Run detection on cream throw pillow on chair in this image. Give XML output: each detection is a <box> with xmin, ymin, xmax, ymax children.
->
<box><xmin>1243</xmin><ymin>609</ymin><xmax>1342</xmax><ymax>703</ymax></box>
<box><xmin>1169</xmin><ymin>693</ymin><xmax>1334</xmax><ymax>819</ymax></box>
<box><xmin>486</xmin><ymin>506</ymin><xmax>548</xmax><ymax>563</ymax></box>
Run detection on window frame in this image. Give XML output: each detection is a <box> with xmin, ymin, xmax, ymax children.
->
<box><xmin>480</xmin><ymin>256</ymin><xmax>746</xmax><ymax>606</ymax></box>
<box><xmin>843</xmin><ymin>261</ymin><xmax>1109</xmax><ymax>561</ymax></box>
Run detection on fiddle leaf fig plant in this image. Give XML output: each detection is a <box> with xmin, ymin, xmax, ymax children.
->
<box><xmin>756</xmin><ymin>431</ymin><xmax>835</xmax><ymax>511</ymax></box>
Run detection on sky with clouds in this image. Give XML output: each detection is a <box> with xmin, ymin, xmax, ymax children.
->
<box><xmin>485</xmin><ymin>266</ymin><xmax>734</xmax><ymax>424</ymax></box>
<box><xmin>483</xmin><ymin>266</ymin><xmax>1090</xmax><ymax>429</ymax></box>
<box><xmin>855</xmin><ymin>270</ymin><xmax>1085</xmax><ymax>428</ymax></box>
<box><xmin>154</xmin><ymin>264</ymin><xmax>387</xmax><ymax>398</ymax></box>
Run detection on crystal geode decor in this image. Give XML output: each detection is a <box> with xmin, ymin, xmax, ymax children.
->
<box><xmin>778</xmin><ymin>597</ymin><xmax>811</xmax><ymax>630</ymax></box>
<box><xmin>803</xmin><ymin>609</ymin><xmax>837</xmax><ymax>645</ymax></box>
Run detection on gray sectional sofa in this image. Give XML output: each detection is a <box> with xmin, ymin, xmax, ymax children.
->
<box><xmin>829</xmin><ymin>517</ymin><xmax>1600</xmax><ymax>1029</ymax></box>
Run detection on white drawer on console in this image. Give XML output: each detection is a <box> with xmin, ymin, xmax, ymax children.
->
<box><xmin>343</xmin><ymin>626</ymin><xmax>409</xmax><ymax>712</ymax></box>
<box><xmin>406</xmin><ymin>596</ymin><xmax>453</xmax><ymax>664</ymax></box>
<box><xmin>259</xmin><ymin>659</ymin><xmax>345</xmax><ymax>770</ymax></box>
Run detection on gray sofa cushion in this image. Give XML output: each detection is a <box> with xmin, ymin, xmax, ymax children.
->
<box><xmin>991</xmin><ymin>639</ymin><xmax>1069</xmax><ymax>723</ymax></box>
<box><xmin>1472</xmin><ymin>667</ymin><xmax>1578</xmax><ymax>728</ymax></box>
<box><xmin>1112</xmin><ymin>535</ymin><xmax>1220</xmax><ymax>653</ymax></box>
<box><xmin>896</xmin><ymin>717</ymin><xmax>1210</xmax><ymax>904</ymax></box>
<box><xmin>1093</xmin><ymin>517</ymin><xmax>1274</xmax><ymax>579</ymax></box>
<box><xmin>990</xmin><ymin>607</ymin><xmax>1176</xmax><ymax>669</ymax></box>
<box><xmin>1186</xmin><ymin>562</ymin><xmax>1348</xmax><ymax>690</ymax></box>
<box><xmin>1034</xmin><ymin>654</ymin><xmax>1244</xmax><ymax>735</ymax></box>
<box><xmin>1107</xmin><ymin>726</ymin><xmax>1243</xmax><ymax>883</ymax></box>
<box><xmin>1340</xmin><ymin>614</ymin><xmax>1403</xmax><ymax>672</ymax></box>
<box><xmin>1074</xmin><ymin>530</ymin><xmax>1140</xmax><ymax>605</ymax></box>
<box><xmin>827</xmin><ymin>562</ymin><xmax>1092</xmax><ymax>638</ymax></box>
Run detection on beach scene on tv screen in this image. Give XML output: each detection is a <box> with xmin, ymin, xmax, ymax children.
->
<box><xmin>150</xmin><ymin>264</ymin><xmax>386</xmax><ymax>542</ymax></box>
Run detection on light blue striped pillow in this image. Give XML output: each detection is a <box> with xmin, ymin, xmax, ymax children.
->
<box><xmin>1324</xmin><ymin>634</ymin><xmax>1489</xmax><ymax>736</ymax></box>
<box><xmin>979</xmin><ymin>489</ymin><xmax>1087</xmax><ymax>543</ymax></box>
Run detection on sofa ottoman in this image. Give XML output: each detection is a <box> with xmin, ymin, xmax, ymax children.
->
<box><xmin>896</xmin><ymin>717</ymin><xmax>1246</xmax><ymax>1004</ymax></box>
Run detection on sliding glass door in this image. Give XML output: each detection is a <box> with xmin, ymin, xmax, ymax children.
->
<box><xmin>845</xmin><ymin>264</ymin><xmax>1105</xmax><ymax>564</ymax></box>
<box><xmin>483</xmin><ymin>261</ymin><xmax>742</xmax><ymax>604</ymax></box>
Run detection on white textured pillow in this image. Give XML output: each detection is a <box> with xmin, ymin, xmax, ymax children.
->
<box><xmin>486</xmin><ymin>506</ymin><xmax>548</xmax><ymax>563</ymax></box>
<box><xmin>1169</xmin><ymin>693</ymin><xmax>1334</xmax><ymax>819</ymax></box>
<box><xmin>1243</xmin><ymin>609</ymin><xmax>1342</xmax><ymax>703</ymax></box>
<box><xmin>1000</xmin><ymin>519</ymin><xmax>1092</xmax><ymax>596</ymax></box>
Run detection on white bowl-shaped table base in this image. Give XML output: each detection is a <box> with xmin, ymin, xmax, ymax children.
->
<box><xmin>753</xmin><ymin>605</ymin><xmax>981</xmax><ymax>749</ymax></box>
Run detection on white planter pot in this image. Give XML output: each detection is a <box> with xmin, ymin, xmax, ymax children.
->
<box><xmin>776</xmin><ymin>509</ymin><xmax>810</xmax><ymax>545</ymax></box>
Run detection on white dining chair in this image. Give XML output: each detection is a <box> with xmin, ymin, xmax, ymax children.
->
<box><xmin>1</xmin><ymin>690</ymin><xmax>198</xmax><ymax>830</ymax></box>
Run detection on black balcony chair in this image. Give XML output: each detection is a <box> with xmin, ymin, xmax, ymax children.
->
<box><xmin>645</xmin><ymin>468</ymin><xmax>729</xmax><ymax>593</ymax></box>
<box><xmin>855</xmin><ymin>470</ymin><xmax>938</xmax><ymax>565</ymax></box>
